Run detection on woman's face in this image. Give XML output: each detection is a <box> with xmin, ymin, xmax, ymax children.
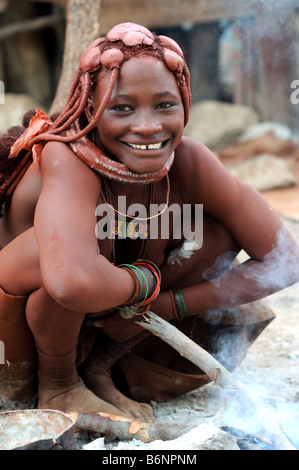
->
<box><xmin>88</xmin><ymin>54</ymin><xmax>185</xmax><ymax>174</ymax></box>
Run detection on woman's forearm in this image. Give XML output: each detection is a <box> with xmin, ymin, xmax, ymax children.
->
<box><xmin>152</xmin><ymin>249</ymin><xmax>299</xmax><ymax>320</ymax></box>
<box><xmin>42</xmin><ymin>259</ymin><xmax>136</xmax><ymax>313</ymax></box>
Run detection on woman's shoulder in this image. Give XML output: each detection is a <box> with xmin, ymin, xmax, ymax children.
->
<box><xmin>40</xmin><ymin>140</ymin><xmax>91</xmax><ymax>174</ymax></box>
<box><xmin>175</xmin><ymin>136</ymin><xmax>220</xmax><ymax>168</ymax></box>
<box><xmin>172</xmin><ymin>136</ymin><xmax>224</xmax><ymax>187</ymax></box>
<box><xmin>39</xmin><ymin>140</ymin><xmax>101</xmax><ymax>190</ymax></box>
<box><xmin>41</xmin><ymin>140</ymin><xmax>75</xmax><ymax>160</ymax></box>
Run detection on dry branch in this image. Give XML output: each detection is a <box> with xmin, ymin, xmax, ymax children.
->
<box><xmin>137</xmin><ymin>311</ymin><xmax>296</xmax><ymax>450</ymax></box>
<box><xmin>69</xmin><ymin>411</ymin><xmax>195</xmax><ymax>443</ymax></box>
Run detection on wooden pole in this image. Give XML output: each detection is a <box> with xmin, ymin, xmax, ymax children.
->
<box><xmin>49</xmin><ymin>0</ymin><xmax>103</xmax><ymax>114</ymax></box>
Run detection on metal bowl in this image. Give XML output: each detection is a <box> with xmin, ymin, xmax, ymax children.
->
<box><xmin>0</xmin><ymin>409</ymin><xmax>76</xmax><ymax>450</ymax></box>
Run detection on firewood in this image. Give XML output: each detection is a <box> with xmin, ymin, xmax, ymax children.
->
<box><xmin>68</xmin><ymin>411</ymin><xmax>195</xmax><ymax>443</ymax></box>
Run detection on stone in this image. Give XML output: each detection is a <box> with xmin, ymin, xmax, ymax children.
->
<box><xmin>184</xmin><ymin>100</ymin><xmax>259</xmax><ymax>151</ymax></box>
<box><xmin>225</xmin><ymin>153</ymin><xmax>296</xmax><ymax>192</ymax></box>
<box><xmin>0</xmin><ymin>93</ymin><xmax>45</xmax><ymax>135</ymax></box>
<box><xmin>238</xmin><ymin>122</ymin><xmax>294</xmax><ymax>143</ymax></box>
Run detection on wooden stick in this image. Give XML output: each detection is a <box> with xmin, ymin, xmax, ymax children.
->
<box><xmin>137</xmin><ymin>312</ymin><xmax>239</xmax><ymax>391</ymax></box>
<box><xmin>68</xmin><ymin>411</ymin><xmax>195</xmax><ymax>443</ymax></box>
<box><xmin>136</xmin><ymin>311</ymin><xmax>296</xmax><ymax>450</ymax></box>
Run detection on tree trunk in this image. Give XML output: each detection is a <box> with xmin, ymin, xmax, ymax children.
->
<box><xmin>49</xmin><ymin>0</ymin><xmax>103</xmax><ymax>115</ymax></box>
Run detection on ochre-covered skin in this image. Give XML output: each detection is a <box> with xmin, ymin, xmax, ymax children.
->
<box><xmin>0</xmin><ymin>23</ymin><xmax>298</xmax><ymax>422</ymax></box>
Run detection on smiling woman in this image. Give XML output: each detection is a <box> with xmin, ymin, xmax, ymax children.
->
<box><xmin>0</xmin><ymin>22</ymin><xmax>298</xmax><ymax>424</ymax></box>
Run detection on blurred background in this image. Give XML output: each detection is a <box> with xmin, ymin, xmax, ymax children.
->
<box><xmin>1</xmin><ymin>0</ymin><xmax>299</xmax><ymax>218</ymax></box>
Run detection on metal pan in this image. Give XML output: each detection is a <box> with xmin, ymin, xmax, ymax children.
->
<box><xmin>0</xmin><ymin>409</ymin><xmax>76</xmax><ymax>450</ymax></box>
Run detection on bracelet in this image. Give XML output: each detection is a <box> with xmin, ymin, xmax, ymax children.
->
<box><xmin>133</xmin><ymin>260</ymin><xmax>161</xmax><ymax>306</ymax></box>
<box><xmin>120</xmin><ymin>264</ymin><xmax>149</xmax><ymax>305</ymax></box>
<box><xmin>169</xmin><ymin>289</ymin><xmax>187</xmax><ymax>321</ymax></box>
<box><xmin>117</xmin><ymin>259</ymin><xmax>161</xmax><ymax>315</ymax></box>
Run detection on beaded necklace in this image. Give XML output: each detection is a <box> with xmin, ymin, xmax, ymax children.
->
<box><xmin>100</xmin><ymin>175</ymin><xmax>170</xmax><ymax>263</ymax></box>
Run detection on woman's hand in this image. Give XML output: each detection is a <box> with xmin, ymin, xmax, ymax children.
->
<box><xmin>84</xmin><ymin>291</ymin><xmax>174</xmax><ymax>342</ymax></box>
<box><xmin>85</xmin><ymin>309</ymin><xmax>145</xmax><ymax>342</ymax></box>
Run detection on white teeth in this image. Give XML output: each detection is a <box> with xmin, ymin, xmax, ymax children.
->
<box><xmin>127</xmin><ymin>142</ymin><xmax>163</xmax><ymax>150</ymax></box>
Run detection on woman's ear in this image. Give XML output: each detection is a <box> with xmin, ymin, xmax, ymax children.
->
<box><xmin>85</xmin><ymin>97</ymin><xmax>95</xmax><ymax>123</ymax></box>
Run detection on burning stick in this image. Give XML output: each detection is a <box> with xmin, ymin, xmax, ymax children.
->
<box><xmin>68</xmin><ymin>411</ymin><xmax>195</xmax><ymax>443</ymax></box>
<box><xmin>136</xmin><ymin>311</ymin><xmax>296</xmax><ymax>450</ymax></box>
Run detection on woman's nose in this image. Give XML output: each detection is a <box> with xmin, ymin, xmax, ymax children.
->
<box><xmin>130</xmin><ymin>111</ymin><xmax>163</xmax><ymax>135</ymax></box>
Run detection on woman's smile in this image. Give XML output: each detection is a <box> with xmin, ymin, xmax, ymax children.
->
<box><xmin>125</xmin><ymin>141</ymin><xmax>165</xmax><ymax>150</ymax></box>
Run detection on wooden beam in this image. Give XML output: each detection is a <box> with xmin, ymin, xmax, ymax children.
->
<box><xmin>0</xmin><ymin>14</ymin><xmax>64</xmax><ymax>41</ymax></box>
<box><xmin>27</xmin><ymin>0</ymin><xmax>254</xmax><ymax>31</ymax></box>
<box><xmin>99</xmin><ymin>0</ymin><xmax>254</xmax><ymax>33</ymax></box>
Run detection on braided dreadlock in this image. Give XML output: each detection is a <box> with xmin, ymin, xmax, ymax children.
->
<box><xmin>0</xmin><ymin>23</ymin><xmax>191</xmax><ymax>213</ymax></box>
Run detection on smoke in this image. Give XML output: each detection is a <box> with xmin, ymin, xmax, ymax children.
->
<box><xmin>240</xmin><ymin>226</ymin><xmax>299</xmax><ymax>295</ymax></box>
<box><xmin>213</xmin><ymin>365</ymin><xmax>299</xmax><ymax>449</ymax></box>
<box><xmin>206</xmin><ymin>225</ymin><xmax>299</xmax><ymax>306</ymax></box>
<box><xmin>200</xmin><ymin>224</ymin><xmax>299</xmax><ymax>448</ymax></box>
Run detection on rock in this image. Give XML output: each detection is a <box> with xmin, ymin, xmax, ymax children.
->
<box><xmin>226</xmin><ymin>153</ymin><xmax>296</xmax><ymax>192</ymax></box>
<box><xmin>0</xmin><ymin>93</ymin><xmax>45</xmax><ymax>135</ymax></box>
<box><xmin>83</xmin><ymin>437</ymin><xmax>106</xmax><ymax>450</ymax></box>
<box><xmin>218</xmin><ymin>131</ymin><xmax>296</xmax><ymax>164</ymax></box>
<box><xmin>184</xmin><ymin>100</ymin><xmax>259</xmax><ymax>151</ymax></box>
<box><xmin>238</xmin><ymin>122</ymin><xmax>294</xmax><ymax>143</ymax></box>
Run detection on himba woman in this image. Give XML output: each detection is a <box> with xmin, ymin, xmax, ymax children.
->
<box><xmin>0</xmin><ymin>23</ymin><xmax>298</xmax><ymax>423</ymax></box>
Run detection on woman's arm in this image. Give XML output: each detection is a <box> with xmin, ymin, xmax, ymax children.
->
<box><xmin>164</xmin><ymin>138</ymin><xmax>299</xmax><ymax>315</ymax></box>
<box><xmin>34</xmin><ymin>141</ymin><xmax>135</xmax><ymax>312</ymax></box>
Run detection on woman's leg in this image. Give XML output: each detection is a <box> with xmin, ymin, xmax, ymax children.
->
<box><xmin>0</xmin><ymin>229</ymin><xmax>135</xmax><ymax>417</ymax></box>
<box><xmin>25</xmin><ymin>286</ymin><xmax>136</xmax><ymax>416</ymax></box>
<box><xmin>81</xmin><ymin>330</ymin><xmax>155</xmax><ymax>422</ymax></box>
<box><xmin>0</xmin><ymin>228</ymin><xmax>41</xmax><ymax>401</ymax></box>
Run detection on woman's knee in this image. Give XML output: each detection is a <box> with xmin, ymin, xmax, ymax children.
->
<box><xmin>0</xmin><ymin>228</ymin><xmax>42</xmax><ymax>295</ymax></box>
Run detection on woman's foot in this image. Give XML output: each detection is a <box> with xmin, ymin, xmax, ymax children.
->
<box><xmin>38</xmin><ymin>376</ymin><xmax>133</xmax><ymax>420</ymax></box>
<box><xmin>82</xmin><ymin>363</ymin><xmax>155</xmax><ymax>423</ymax></box>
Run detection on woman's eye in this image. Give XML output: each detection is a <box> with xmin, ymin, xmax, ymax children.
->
<box><xmin>157</xmin><ymin>102</ymin><xmax>173</xmax><ymax>109</ymax></box>
<box><xmin>113</xmin><ymin>105</ymin><xmax>132</xmax><ymax>112</ymax></box>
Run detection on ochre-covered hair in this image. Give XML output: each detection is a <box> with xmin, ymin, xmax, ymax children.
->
<box><xmin>0</xmin><ymin>23</ymin><xmax>191</xmax><ymax>210</ymax></box>
<box><xmin>29</xmin><ymin>22</ymin><xmax>191</xmax><ymax>145</ymax></box>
